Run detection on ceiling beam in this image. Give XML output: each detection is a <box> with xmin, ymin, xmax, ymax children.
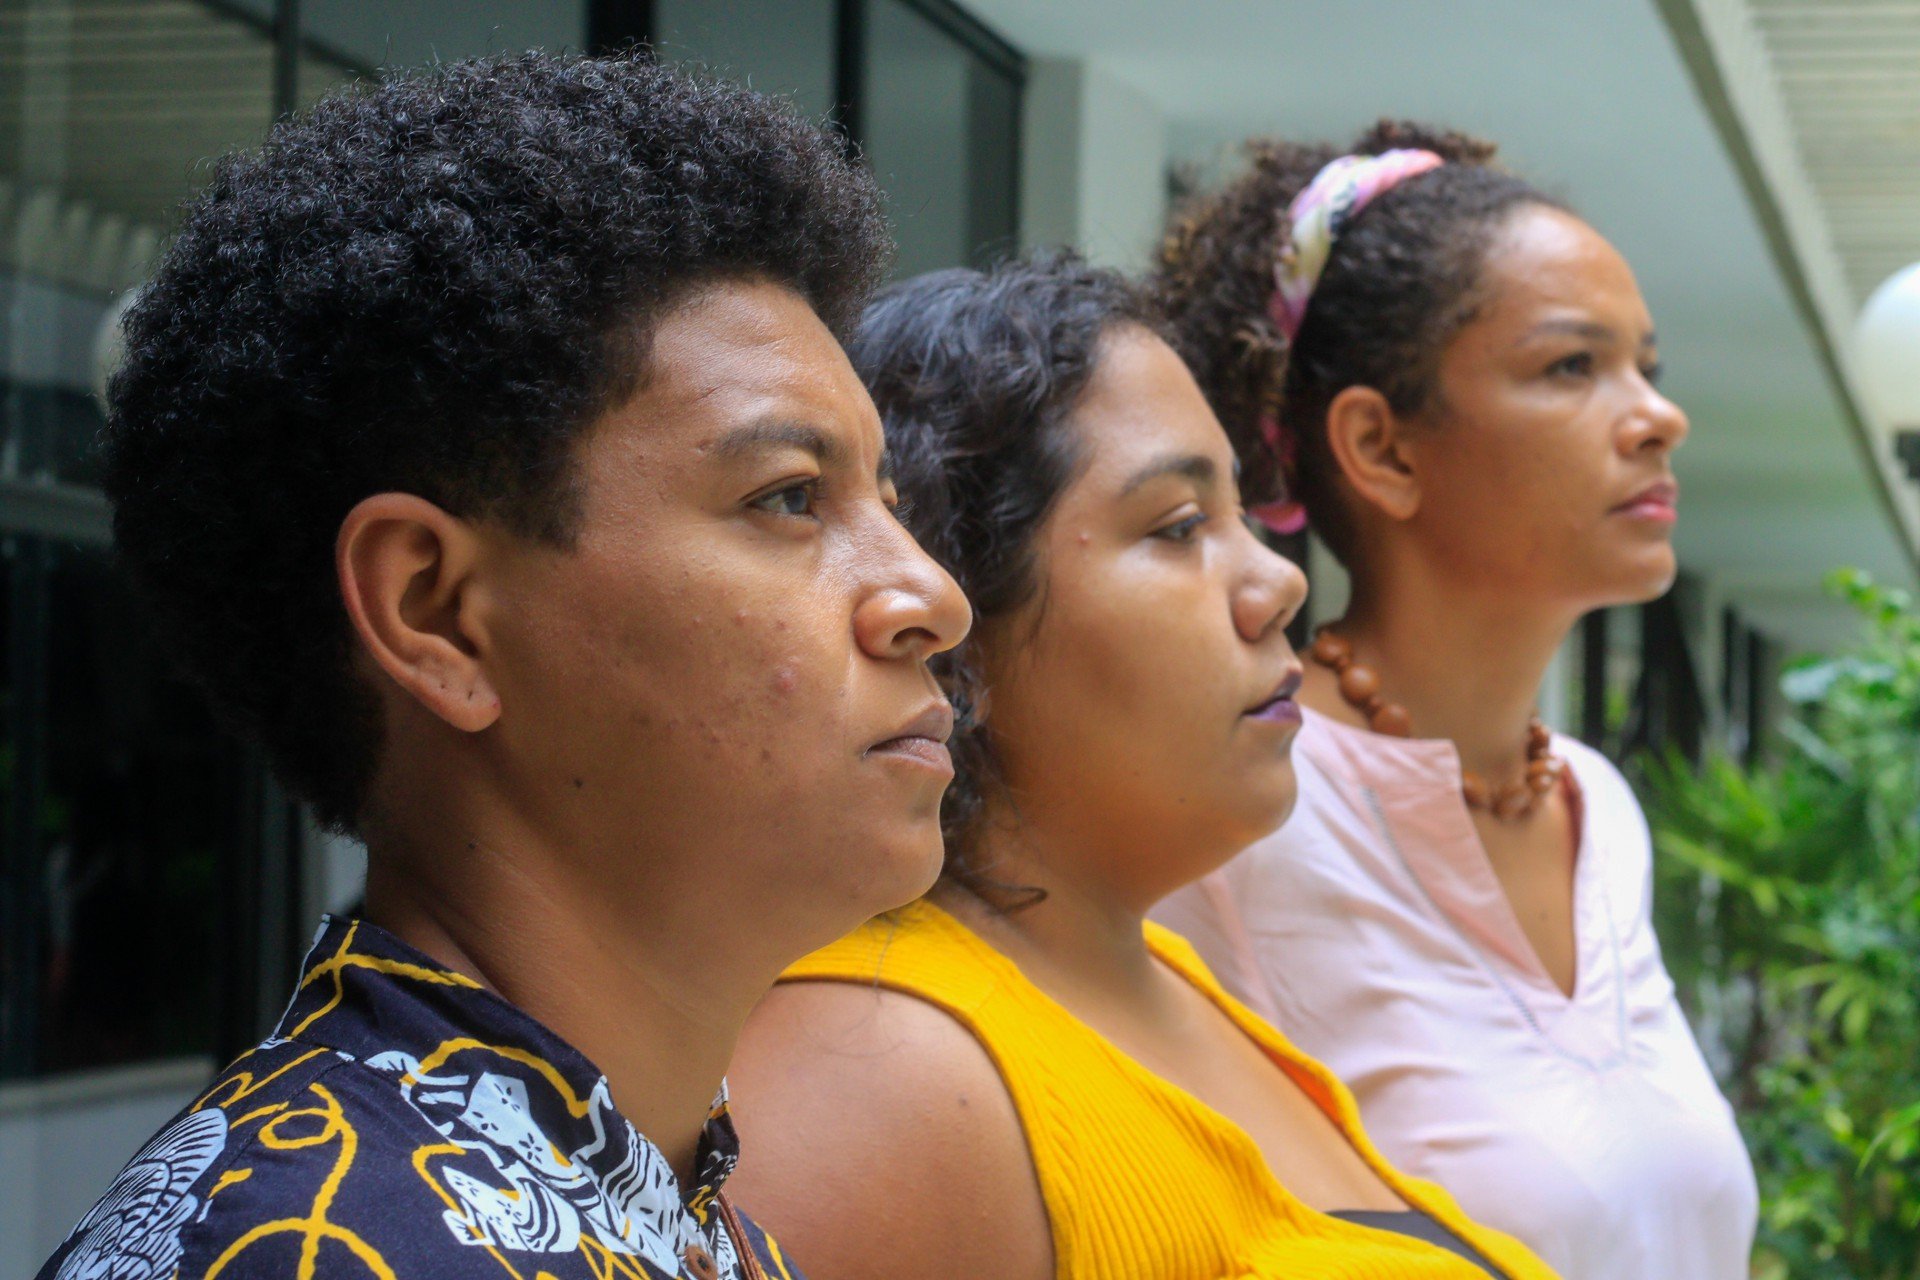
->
<box><xmin>1655</xmin><ymin>0</ymin><xmax>1920</xmax><ymax>582</ymax></box>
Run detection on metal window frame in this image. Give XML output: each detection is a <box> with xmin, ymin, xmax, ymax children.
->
<box><xmin>832</xmin><ymin>0</ymin><xmax>1025</xmax><ymax>276</ymax></box>
<box><xmin>1623</xmin><ymin>595</ymin><xmax>1707</xmax><ymax>764</ymax></box>
<box><xmin>0</xmin><ymin>0</ymin><xmax>315</xmax><ymax>1081</ymax></box>
<box><xmin>190</xmin><ymin>0</ymin><xmax>376</xmax><ymax>97</ymax></box>
<box><xmin>587</xmin><ymin>0</ymin><xmax>655</xmax><ymax>56</ymax></box>
<box><xmin>1580</xmin><ymin>609</ymin><xmax>1610</xmax><ymax>750</ymax></box>
<box><xmin>830</xmin><ymin>0</ymin><xmax>1025</xmax><ymax>140</ymax></box>
<box><xmin>892</xmin><ymin>0</ymin><xmax>1024</xmax><ymax>83</ymax></box>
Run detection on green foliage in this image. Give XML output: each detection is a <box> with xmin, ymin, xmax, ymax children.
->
<box><xmin>1642</xmin><ymin>569</ymin><xmax>1920</xmax><ymax>1278</ymax></box>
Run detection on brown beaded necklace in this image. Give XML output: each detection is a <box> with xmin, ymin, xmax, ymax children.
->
<box><xmin>1308</xmin><ymin>628</ymin><xmax>1566</xmax><ymax>821</ymax></box>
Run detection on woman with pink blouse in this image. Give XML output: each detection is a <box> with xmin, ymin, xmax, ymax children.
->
<box><xmin>1150</xmin><ymin>121</ymin><xmax>1757</xmax><ymax>1279</ymax></box>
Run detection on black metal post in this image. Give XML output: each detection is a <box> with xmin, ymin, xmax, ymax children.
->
<box><xmin>1580</xmin><ymin>609</ymin><xmax>1609</xmax><ymax>750</ymax></box>
<box><xmin>587</xmin><ymin>0</ymin><xmax>654</xmax><ymax>55</ymax></box>
<box><xmin>1744</xmin><ymin>628</ymin><xmax>1767</xmax><ymax>767</ymax></box>
<box><xmin>272</xmin><ymin>0</ymin><xmax>301</xmax><ymax>119</ymax></box>
<box><xmin>2</xmin><ymin>538</ymin><xmax>52</xmax><ymax>1078</ymax></box>
<box><xmin>833</xmin><ymin>0</ymin><xmax>869</xmax><ymax>146</ymax></box>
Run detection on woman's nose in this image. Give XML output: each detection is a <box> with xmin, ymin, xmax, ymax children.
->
<box><xmin>1627</xmin><ymin>383</ymin><xmax>1690</xmax><ymax>456</ymax></box>
<box><xmin>853</xmin><ymin>524</ymin><xmax>972</xmax><ymax>663</ymax></box>
<box><xmin>1233</xmin><ymin>534</ymin><xmax>1308</xmax><ymax>645</ymax></box>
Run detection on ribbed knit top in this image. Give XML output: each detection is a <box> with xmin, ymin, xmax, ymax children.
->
<box><xmin>781</xmin><ymin>899</ymin><xmax>1560</xmax><ymax>1280</ymax></box>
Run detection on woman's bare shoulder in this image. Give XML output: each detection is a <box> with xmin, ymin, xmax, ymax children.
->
<box><xmin>725</xmin><ymin>979</ymin><xmax>1053</xmax><ymax>1280</ymax></box>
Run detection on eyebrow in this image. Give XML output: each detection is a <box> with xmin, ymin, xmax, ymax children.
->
<box><xmin>1119</xmin><ymin>452</ymin><xmax>1217</xmax><ymax>498</ymax></box>
<box><xmin>1522</xmin><ymin>318</ymin><xmax>1658</xmax><ymax>350</ymax></box>
<box><xmin>711</xmin><ymin>417</ymin><xmax>898</xmax><ymax>483</ymax></box>
<box><xmin>710</xmin><ymin>419</ymin><xmax>842</xmax><ymax>466</ymax></box>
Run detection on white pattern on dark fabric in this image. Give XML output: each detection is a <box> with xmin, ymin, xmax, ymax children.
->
<box><xmin>52</xmin><ymin>1107</ymin><xmax>229</xmax><ymax>1280</ymax></box>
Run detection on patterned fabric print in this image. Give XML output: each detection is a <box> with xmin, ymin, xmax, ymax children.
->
<box><xmin>34</xmin><ymin>917</ymin><xmax>800</xmax><ymax>1280</ymax></box>
<box><xmin>1267</xmin><ymin>148</ymin><xmax>1444</xmax><ymax>342</ymax></box>
<box><xmin>50</xmin><ymin>1109</ymin><xmax>228</xmax><ymax>1280</ymax></box>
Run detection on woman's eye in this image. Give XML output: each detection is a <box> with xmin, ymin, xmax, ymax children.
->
<box><xmin>1154</xmin><ymin>513</ymin><xmax>1208</xmax><ymax>543</ymax></box>
<box><xmin>751</xmin><ymin>480</ymin><xmax>817</xmax><ymax>518</ymax></box>
<box><xmin>1640</xmin><ymin>361</ymin><xmax>1665</xmax><ymax>387</ymax></box>
<box><xmin>1548</xmin><ymin>352</ymin><xmax>1595</xmax><ymax>379</ymax></box>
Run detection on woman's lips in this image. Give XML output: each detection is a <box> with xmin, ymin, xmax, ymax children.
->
<box><xmin>865</xmin><ymin>701</ymin><xmax>956</xmax><ymax>775</ymax></box>
<box><xmin>1245</xmin><ymin>696</ymin><xmax>1304</xmax><ymax>726</ymax></box>
<box><xmin>1614</xmin><ymin>480</ymin><xmax>1679</xmax><ymax>524</ymax></box>
<box><xmin>1244</xmin><ymin>668</ymin><xmax>1305</xmax><ymax>726</ymax></box>
<box><xmin>867</xmin><ymin>735</ymin><xmax>954</xmax><ymax>773</ymax></box>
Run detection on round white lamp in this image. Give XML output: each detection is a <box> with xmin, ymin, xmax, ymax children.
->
<box><xmin>1856</xmin><ymin>262</ymin><xmax>1920</xmax><ymax>480</ymax></box>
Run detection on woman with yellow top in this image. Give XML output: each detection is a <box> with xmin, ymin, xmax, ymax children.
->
<box><xmin>724</xmin><ymin>253</ymin><xmax>1559</xmax><ymax>1280</ymax></box>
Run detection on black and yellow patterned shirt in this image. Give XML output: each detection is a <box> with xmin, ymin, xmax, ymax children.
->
<box><xmin>34</xmin><ymin>916</ymin><xmax>803</xmax><ymax>1280</ymax></box>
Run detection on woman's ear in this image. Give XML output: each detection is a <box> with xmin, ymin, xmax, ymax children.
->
<box><xmin>336</xmin><ymin>493</ymin><xmax>502</xmax><ymax>733</ymax></box>
<box><xmin>1323</xmin><ymin>385</ymin><xmax>1422</xmax><ymax>523</ymax></box>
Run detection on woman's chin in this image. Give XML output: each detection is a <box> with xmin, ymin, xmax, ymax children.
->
<box><xmin>815</xmin><ymin>823</ymin><xmax>950</xmax><ymax>939</ymax></box>
<box><xmin>1574</xmin><ymin>544</ymin><xmax>1679</xmax><ymax>610</ymax></box>
<box><xmin>1619</xmin><ymin>550</ymin><xmax>1680</xmax><ymax>604</ymax></box>
<box><xmin>1213</xmin><ymin>775</ymin><xmax>1301</xmax><ymax>854</ymax></box>
<box><xmin>1242</xmin><ymin>792</ymin><xmax>1300</xmax><ymax>850</ymax></box>
<box><xmin>1269</xmin><ymin>788</ymin><xmax>1301</xmax><ymax>834</ymax></box>
<box><xmin>872</xmin><ymin>824</ymin><xmax>948</xmax><ymax>910</ymax></box>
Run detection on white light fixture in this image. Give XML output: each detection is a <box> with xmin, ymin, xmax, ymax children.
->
<box><xmin>1855</xmin><ymin>262</ymin><xmax>1920</xmax><ymax>481</ymax></box>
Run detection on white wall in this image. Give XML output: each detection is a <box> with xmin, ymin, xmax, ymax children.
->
<box><xmin>304</xmin><ymin>821</ymin><xmax>369</xmax><ymax>924</ymax></box>
<box><xmin>1019</xmin><ymin>59</ymin><xmax>1168</xmax><ymax>272</ymax></box>
<box><xmin>0</xmin><ymin>1059</ymin><xmax>212</xmax><ymax>1275</ymax></box>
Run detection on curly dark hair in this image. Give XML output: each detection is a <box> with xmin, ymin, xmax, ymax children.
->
<box><xmin>104</xmin><ymin>51</ymin><xmax>892</xmax><ymax>832</ymax></box>
<box><xmin>1153</xmin><ymin>120</ymin><xmax>1564</xmax><ymax>564</ymax></box>
<box><xmin>850</xmin><ymin>251</ymin><xmax>1167</xmax><ymax>897</ymax></box>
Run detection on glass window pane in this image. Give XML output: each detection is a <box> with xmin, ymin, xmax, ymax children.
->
<box><xmin>0</xmin><ymin>0</ymin><xmax>300</xmax><ymax>1087</ymax></box>
<box><xmin>655</xmin><ymin>0</ymin><xmax>835</xmax><ymax>122</ymax></box>
<box><xmin>286</xmin><ymin>2</ymin><xmax>587</xmax><ymax>104</ymax></box>
<box><xmin>215</xmin><ymin>0</ymin><xmax>586</xmax><ymax>69</ymax></box>
<box><xmin>0</xmin><ymin>0</ymin><xmax>285</xmax><ymax>486</ymax></box>
<box><xmin>2</xmin><ymin>534</ymin><xmax>248</xmax><ymax>1078</ymax></box>
<box><xmin>859</xmin><ymin>0</ymin><xmax>1019</xmax><ymax>277</ymax></box>
<box><xmin>303</xmin><ymin>0</ymin><xmax>585</xmax><ymax>73</ymax></box>
<box><xmin>961</xmin><ymin>53</ymin><xmax>1018</xmax><ymax>266</ymax></box>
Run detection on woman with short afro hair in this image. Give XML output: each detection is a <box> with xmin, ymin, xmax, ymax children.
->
<box><xmin>1150</xmin><ymin>121</ymin><xmax>1757</xmax><ymax>1278</ymax></box>
<box><xmin>36</xmin><ymin>52</ymin><xmax>970</xmax><ymax>1280</ymax></box>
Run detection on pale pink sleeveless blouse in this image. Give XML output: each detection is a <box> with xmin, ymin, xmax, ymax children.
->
<box><xmin>1152</xmin><ymin>707</ymin><xmax>1757</xmax><ymax>1280</ymax></box>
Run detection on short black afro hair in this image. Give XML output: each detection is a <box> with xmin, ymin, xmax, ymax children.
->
<box><xmin>104</xmin><ymin>51</ymin><xmax>892</xmax><ymax>832</ymax></box>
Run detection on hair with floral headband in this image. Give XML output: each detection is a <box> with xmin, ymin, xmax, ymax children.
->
<box><xmin>1269</xmin><ymin>149</ymin><xmax>1445</xmax><ymax>346</ymax></box>
<box><xmin>1153</xmin><ymin>120</ymin><xmax>1564</xmax><ymax>559</ymax></box>
<box><xmin>1252</xmin><ymin>147</ymin><xmax>1444</xmax><ymax>532</ymax></box>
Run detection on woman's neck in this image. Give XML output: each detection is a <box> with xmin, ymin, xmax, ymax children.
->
<box><xmin>1309</xmin><ymin>563</ymin><xmax>1580</xmax><ymax>781</ymax></box>
<box><xmin>362</xmin><ymin>813</ymin><xmax>764</xmax><ymax>1191</ymax></box>
<box><xmin>934</xmin><ymin>825</ymin><xmax>1163</xmax><ymax>1004</ymax></box>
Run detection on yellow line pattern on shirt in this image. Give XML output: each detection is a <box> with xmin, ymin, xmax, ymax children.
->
<box><xmin>201</xmin><ymin>1082</ymin><xmax>395</xmax><ymax>1280</ymax></box>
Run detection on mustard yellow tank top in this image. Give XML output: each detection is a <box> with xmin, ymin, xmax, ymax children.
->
<box><xmin>781</xmin><ymin>899</ymin><xmax>1560</xmax><ymax>1280</ymax></box>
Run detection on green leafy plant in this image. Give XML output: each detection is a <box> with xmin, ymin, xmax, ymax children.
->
<box><xmin>1642</xmin><ymin>569</ymin><xmax>1920</xmax><ymax>1278</ymax></box>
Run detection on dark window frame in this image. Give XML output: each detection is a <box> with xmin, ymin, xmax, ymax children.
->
<box><xmin>589</xmin><ymin>0</ymin><xmax>1026</xmax><ymax>265</ymax></box>
<box><xmin>0</xmin><ymin>0</ymin><xmax>314</xmax><ymax>1082</ymax></box>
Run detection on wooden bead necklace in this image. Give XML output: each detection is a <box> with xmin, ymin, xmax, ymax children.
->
<box><xmin>1308</xmin><ymin>628</ymin><xmax>1566</xmax><ymax>821</ymax></box>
